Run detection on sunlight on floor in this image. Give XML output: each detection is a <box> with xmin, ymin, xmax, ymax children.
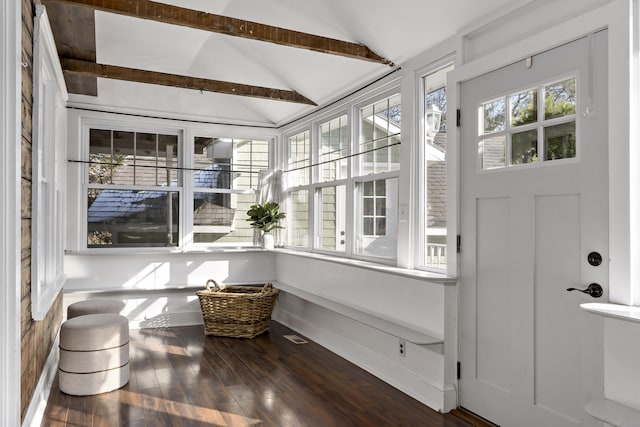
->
<box><xmin>118</xmin><ymin>389</ymin><xmax>263</xmax><ymax>426</ymax></box>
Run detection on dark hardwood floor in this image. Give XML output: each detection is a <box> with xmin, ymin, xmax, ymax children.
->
<box><xmin>41</xmin><ymin>321</ymin><xmax>475</xmax><ymax>426</ymax></box>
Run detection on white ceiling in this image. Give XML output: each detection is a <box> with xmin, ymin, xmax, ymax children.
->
<box><xmin>67</xmin><ymin>0</ymin><xmax>524</xmax><ymax>127</ymax></box>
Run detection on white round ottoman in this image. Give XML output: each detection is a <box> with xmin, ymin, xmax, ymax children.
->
<box><xmin>58</xmin><ymin>313</ymin><xmax>130</xmax><ymax>396</ymax></box>
<box><xmin>67</xmin><ymin>299</ymin><xmax>125</xmax><ymax>319</ymax></box>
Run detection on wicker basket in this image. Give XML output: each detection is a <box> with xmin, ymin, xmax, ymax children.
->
<box><xmin>196</xmin><ymin>279</ymin><xmax>279</xmax><ymax>338</ymax></box>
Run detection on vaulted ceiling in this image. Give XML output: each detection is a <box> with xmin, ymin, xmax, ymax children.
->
<box><xmin>42</xmin><ymin>0</ymin><xmax>521</xmax><ymax>127</ymax></box>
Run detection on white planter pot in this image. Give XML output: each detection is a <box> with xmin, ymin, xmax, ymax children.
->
<box><xmin>262</xmin><ymin>232</ymin><xmax>274</xmax><ymax>250</ymax></box>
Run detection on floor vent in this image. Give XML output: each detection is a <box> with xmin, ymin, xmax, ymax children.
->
<box><xmin>284</xmin><ymin>334</ymin><xmax>308</xmax><ymax>344</ymax></box>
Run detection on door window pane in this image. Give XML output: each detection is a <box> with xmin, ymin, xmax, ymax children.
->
<box><xmin>511</xmin><ymin>89</ymin><xmax>538</xmax><ymax>127</ymax></box>
<box><xmin>480</xmin><ymin>136</ymin><xmax>506</xmax><ymax>169</ymax></box>
<box><xmin>482</xmin><ymin>98</ymin><xmax>506</xmax><ymax>133</ymax></box>
<box><xmin>544</xmin><ymin>121</ymin><xmax>576</xmax><ymax>160</ymax></box>
<box><xmin>544</xmin><ymin>78</ymin><xmax>576</xmax><ymax>120</ymax></box>
<box><xmin>511</xmin><ymin>130</ymin><xmax>538</xmax><ymax>165</ymax></box>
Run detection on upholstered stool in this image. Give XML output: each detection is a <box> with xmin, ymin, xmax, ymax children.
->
<box><xmin>67</xmin><ymin>299</ymin><xmax>125</xmax><ymax>319</ymax></box>
<box><xmin>58</xmin><ymin>313</ymin><xmax>130</xmax><ymax>396</ymax></box>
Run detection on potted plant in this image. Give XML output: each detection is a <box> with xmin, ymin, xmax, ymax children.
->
<box><xmin>246</xmin><ymin>201</ymin><xmax>286</xmax><ymax>249</ymax></box>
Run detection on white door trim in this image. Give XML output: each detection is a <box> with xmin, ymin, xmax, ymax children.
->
<box><xmin>1</xmin><ymin>0</ymin><xmax>23</xmax><ymax>424</ymax></box>
<box><xmin>450</xmin><ymin>0</ymin><xmax>635</xmax><ymax>304</ymax></box>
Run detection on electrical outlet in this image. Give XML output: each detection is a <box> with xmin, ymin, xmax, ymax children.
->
<box><xmin>399</xmin><ymin>339</ymin><xmax>406</xmax><ymax>357</ymax></box>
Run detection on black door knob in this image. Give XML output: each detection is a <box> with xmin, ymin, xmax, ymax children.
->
<box><xmin>566</xmin><ymin>283</ymin><xmax>603</xmax><ymax>298</ymax></box>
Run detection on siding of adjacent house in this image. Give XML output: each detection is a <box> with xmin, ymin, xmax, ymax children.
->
<box><xmin>20</xmin><ymin>0</ymin><xmax>63</xmax><ymax>420</ymax></box>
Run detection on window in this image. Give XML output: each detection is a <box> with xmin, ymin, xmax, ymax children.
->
<box><xmin>358</xmin><ymin>94</ymin><xmax>401</xmax><ymax>175</ymax></box>
<box><xmin>283</xmin><ymin>92</ymin><xmax>401</xmax><ymax>261</ymax></box>
<box><xmin>84</xmin><ymin>125</ymin><xmax>272</xmax><ymax>249</ymax></box>
<box><xmin>478</xmin><ymin>76</ymin><xmax>577</xmax><ymax>170</ymax></box>
<box><xmin>87</xmin><ymin>129</ymin><xmax>181</xmax><ymax>247</ymax></box>
<box><xmin>285</xmin><ymin>130</ymin><xmax>311</xmax><ymax>248</ymax></box>
<box><xmin>354</xmin><ymin>94</ymin><xmax>401</xmax><ymax>259</ymax></box>
<box><xmin>314</xmin><ymin>114</ymin><xmax>349</xmax><ymax>253</ymax></box>
<box><xmin>422</xmin><ymin>64</ymin><xmax>453</xmax><ymax>270</ymax></box>
<box><xmin>318</xmin><ymin>185</ymin><xmax>346</xmax><ymax>251</ymax></box>
<box><xmin>192</xmin><ymin>137</ymin><xmax>268</xmax><ymax>244</ymax></box>
<box><xmin>287</xmin><ymin>130</ymin><xmax>311</xmax><ymax>187</ymax></box>
<box><xmin>32</xmin><ymin>4</ymin><xmax>68</xmax><ymax>319</ymax></box>
<box><xmin>319</xmin><ymin>115</ymin><xmax>349</xmax><ymax>182</ymax></box>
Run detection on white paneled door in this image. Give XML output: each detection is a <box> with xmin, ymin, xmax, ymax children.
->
<box><xmin>459</xmin><ymin>32</ymin><xmax>608</xmax><ymax>426</ymax></box>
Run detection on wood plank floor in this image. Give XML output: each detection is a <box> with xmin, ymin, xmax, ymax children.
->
<box><xmin>41</xmin><ymin>321</ymin><xmax>475</xmax><ymax>426</ymax></box>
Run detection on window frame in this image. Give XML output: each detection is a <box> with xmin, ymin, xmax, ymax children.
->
<box><xmin>189</xmin><ymin>135</ymin><xmax>271</xmax><ymax>246</ymax></box>
<box><xmin>312</xmin><ymin>110</ymin><xmax>350</xmax><ymax>255</ymax></box>
<box><xmin>475</xmin><ymin>72</ymin><xmax>581</xmax><ymax>174</ymax></box>
<box><xmin>84</xmin><ymin>125</ymin><xmax>184</xmax><ymax>249</ymax></box>
<box><xmin>75</xmin><ymin>117</ymin><xmax>275</xmax><ymax>252</ymax></box>
<box><xmin>283</xmin><ymin>126</ymin><xmax>313</xmax><ymax>250</ymax></box>
<box><xmin>282</xmin><ymin>86</ymin><xmax>402</xmax><ymax>265</ymax></box>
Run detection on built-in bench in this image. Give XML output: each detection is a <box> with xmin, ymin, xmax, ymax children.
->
<box><xmin>272</xmin><ymin>280</ymin><xmax>444</xmax><ymax>353</ymax></box>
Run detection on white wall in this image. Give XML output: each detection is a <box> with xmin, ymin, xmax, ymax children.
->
<box><xmin>64</xmin><ymin>251</ymin><xmax>276</xmax><ymax>328</ymax></box>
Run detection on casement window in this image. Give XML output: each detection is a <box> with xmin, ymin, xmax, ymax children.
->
<box><xmin>420</xmin><ymin>64</ymin><xmax>453</xmax><ymax>271</ymax></box>
<box><xmin>84</xmin><ymin>126</ymin><xmax>271</xmax><ymax>249</ymax></box>
<box><xmin>478</xmin><ymin>76</ymin><xmax>577</xmax><ymax>170</ymax></box>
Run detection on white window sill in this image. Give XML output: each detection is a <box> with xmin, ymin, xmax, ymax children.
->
<box><xmin>580</xmin><ymin>303</ymin><xmax>640</xmax><ymax>324</ymax></box>
<box><xmin>273</xmin><ymin>248</ymin><xmax>457</xmax><ymax>285</ymax></box>
<box><xmin>65</xmin><ymin>246</ymin><xmax>267</xmax><ymax>256</ymax></box>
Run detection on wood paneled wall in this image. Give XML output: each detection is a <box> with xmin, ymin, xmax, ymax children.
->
<box><xmin>20</xmin><ymin>0</ymin><xmax>63</xmax><ymax>421</ymax></box>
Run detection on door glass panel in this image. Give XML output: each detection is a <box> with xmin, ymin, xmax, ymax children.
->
<box><xmin>544</xmin><ymin>78</ymin><xmax>576</xmax><ymax>120</ymax></box>
<box><xmin>544</xmin><ymin>121</ymin><xmax>576</xmax><ymax>160</ymax></box>
<box><xmin>480</xmin><ymin>136</ymin><xmax>506</xmax><ymax>169</ymax></box>
<box><xmin>482</xmin><ymin>98</ymin><xmax>506</xmax><ymax>133</ymax></box>
<box><xmin>511</xmin><ymin>89</ymin><xmax>538</xmax><ymax>127</ymax></box>
<box><xmin>511</xmin><ymin>130</ymin><xmax>538</xmax><ymax>165</ymax></box>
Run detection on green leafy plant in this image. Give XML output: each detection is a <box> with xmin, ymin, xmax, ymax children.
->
<box><xmin>246</xmin><ymin>201</ymin><xmax>286</xmax><ymax>233</ymax></box>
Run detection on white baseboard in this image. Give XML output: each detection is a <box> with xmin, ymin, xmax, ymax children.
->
<box><xmin>22</xmin><ymin>334</ymin><xmax>60</xmax><ymax>427</ymax></box>
<box><xmin>273</xmin><ymin>304</ymin><xmax>455</xmax><ymax>412</ymax></box>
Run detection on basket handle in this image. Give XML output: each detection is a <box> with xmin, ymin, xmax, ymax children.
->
<box><xmin>205</xmin><ymin>279</ymin><xmax>220</xmax><ymax>292</ymax></box>
<box><xmin>261</xmin><ymin>282</ymin><xmax>273</xmax><ymax>293</ymax></box>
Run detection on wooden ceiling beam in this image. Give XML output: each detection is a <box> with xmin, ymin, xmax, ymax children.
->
<box><xmin>61</xmin><ymin>58</ymin><xmax>317</xmax><ymax>105</ymax></box>
<box><xmin>46</xmin><ymin>0</ymin><xmax>394</xmax><ymax>66</ymax></box>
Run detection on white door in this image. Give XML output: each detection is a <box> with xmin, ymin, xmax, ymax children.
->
<box><xmin>459</xmin><ymin>31</ymin><xmax>608</xmax><ymax>427</ymax></box>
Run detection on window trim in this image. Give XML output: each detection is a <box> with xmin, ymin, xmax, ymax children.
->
<box><xmin>31</xmin><ymin>5</ymin><xmax>69</xmax><ymax>320</ymax></box>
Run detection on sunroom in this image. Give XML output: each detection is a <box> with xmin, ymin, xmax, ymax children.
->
<box><xmin>4</xmin><ymin>0</ymin><xmax>640</xmax><ymax>426</ymax></box>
